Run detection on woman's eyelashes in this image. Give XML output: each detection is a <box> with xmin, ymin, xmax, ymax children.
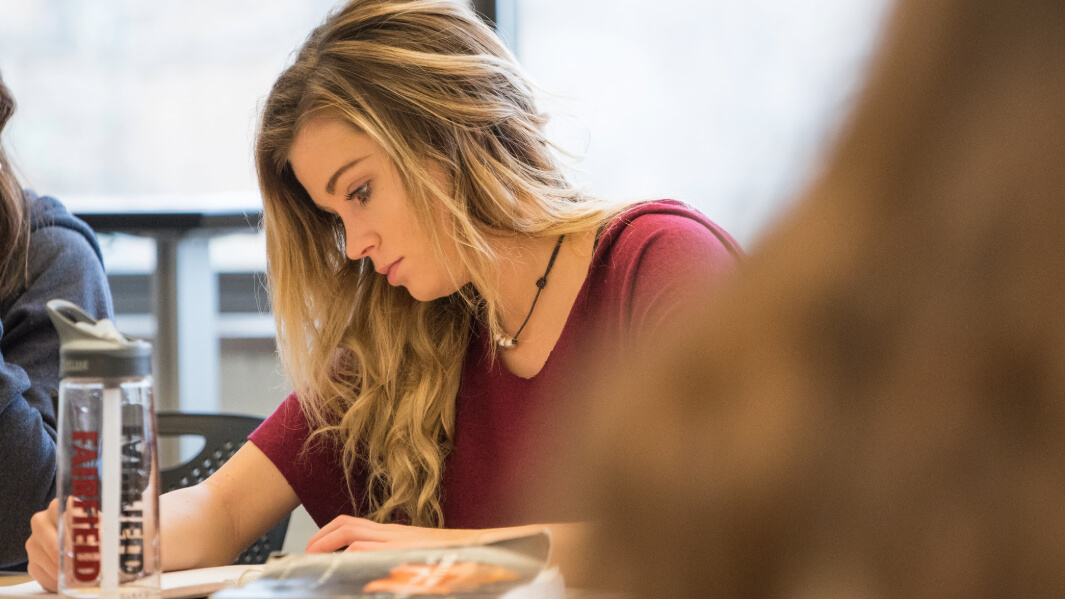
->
<box><xmin>345</xmin><ymin>181</ymin><xmax>372</xmax><ymax>205</ymax></box>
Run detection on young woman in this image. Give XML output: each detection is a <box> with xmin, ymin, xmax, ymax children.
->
<box><xmin>26</xmin><ymin>0</ymin><xmax>740</xmax><ymax>587</ymax></box>
<box><xmin>0</xmin><ymin>72</ymin><xmax>113</xmax><ymax>568</ymax></box>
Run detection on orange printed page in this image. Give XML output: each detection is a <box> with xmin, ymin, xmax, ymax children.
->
<box><xmin>363</xmin><ymin>561</ymin><xmax>520</xmax><ymax>595</ymax></box>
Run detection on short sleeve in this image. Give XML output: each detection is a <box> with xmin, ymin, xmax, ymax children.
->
<box><xmin>605</xmin><ymin>209</ymin><xmax>742</xmax><ymax>347</ymax></box>
<box><xmin>248</xmin><ymin>393</ymin><xmax>358</xmax><ymax>528</ymax></box>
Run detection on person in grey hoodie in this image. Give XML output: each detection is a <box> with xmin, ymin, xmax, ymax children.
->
<box><xmin>0</xmin><ymin>73</ymin><xmax>113</xmax><ymax>568</ymax></box>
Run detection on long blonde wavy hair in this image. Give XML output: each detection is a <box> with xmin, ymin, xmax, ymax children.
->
<box><xmin>0</xmin><ymin>72</ymin><xmax>30</xmax><ymax>298</ymax></box>
<box><xmin>256</xmin><ymin>0</ymin><xmax>627</xmax><ymax>527</ymax></box>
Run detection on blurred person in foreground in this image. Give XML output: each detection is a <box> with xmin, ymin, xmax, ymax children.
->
<box><xmin>0</xmin><ymin>73</ymin><xmax>112</xmax><ymax>568</ymax></box>
<box><xmin>565</xmin><ymin>0</ymin><xmax>1065</xmax><ymax>596</ymax></box>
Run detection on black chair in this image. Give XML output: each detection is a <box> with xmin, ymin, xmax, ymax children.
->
<box><xmin>157</xmin><ymin>412</ymin><xmax>291</xmax><ymax>565</ymax></box>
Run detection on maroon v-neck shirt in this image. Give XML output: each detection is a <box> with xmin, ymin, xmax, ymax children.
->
<box><xmin>249</xmin><ymin>200</ymin><xmax>741</xmax><ymax>529</ymax></box>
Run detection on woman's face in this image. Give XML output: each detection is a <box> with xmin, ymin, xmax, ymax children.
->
<box><xmin>288</xmin><ymin>115</ymin><xmax>468</xmax><ymax>302</ymax></box>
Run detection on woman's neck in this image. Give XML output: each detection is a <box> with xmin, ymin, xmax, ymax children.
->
<box><xmin>487</xmin><ymin>228</ymin><xmax>598</xmax><ymax>378</ymax></box>
<box><xmin>493</xmin><ymin>234</ymin><xmax>569</xmax><ymax>334</ymax></box>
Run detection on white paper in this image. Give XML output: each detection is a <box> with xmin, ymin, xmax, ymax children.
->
<box><xmin>0</xmin><ymin>566</ymin><xmax>261</xmax><ymax>599</ymax></box>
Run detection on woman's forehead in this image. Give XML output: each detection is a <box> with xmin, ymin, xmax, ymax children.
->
<box><xmin>293</xmin><ymin>115</ymin><xmax>375</xmax><ymax>151</ymax></box>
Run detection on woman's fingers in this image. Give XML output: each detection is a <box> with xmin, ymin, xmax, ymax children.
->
<box><xmin>30</xmin><ymin>499</ymin><xmax>59</xmax><ymax>567</ymax></box>
<box><xmin>305</xmin><ymin>526</ymin><xmax>363</xmax><ymax>554</ymax></box>
<box><xmin>305</xmin><ymin>515</ymin><xmax>361</xmax><ymax>551</ymax></box>
<box><xmin>45</xmin><ymin>498</ymin><xmax>59</xmax><ymax>525</ymax></box>
<box><xmin>343</xmin><ymin>541</ymin><xmax>394</xmax><ymax>553</ymax></box>
<box><xmin>27</xmin><ymin>561</ymin><xmax>57</xmax><ymax>593</ymax></box>
<box><xmin>305</xmin><ymin>515</ymin><xmax>481</xmax><ymax>554</ymax></box>
<box><xmin>25</xmin><ymin>534</ymin><xmax>57</xmax><ymax>572</ymax></box>
<box><xmin>26</xmin><ymin>499</ymin><xmax>61</xmax><ymax>591</ymax></box>
<box><xmin>306</xmin><ymin>516</ymin><xmax>399</xmax><ymax>552</ymax></box>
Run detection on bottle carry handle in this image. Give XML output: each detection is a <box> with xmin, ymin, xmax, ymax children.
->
<box><xmin>47</xmin><ymin>298</ymin><xmax>101</xmax><ymax>343</ymax></box>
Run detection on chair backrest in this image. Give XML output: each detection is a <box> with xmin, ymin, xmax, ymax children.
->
<box><xmin>157</xmin><ymin>412</ymin><xmax>291</xmax><ymax>565</ymax></box>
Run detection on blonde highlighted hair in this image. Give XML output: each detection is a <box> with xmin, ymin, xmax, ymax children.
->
<box><xmin>256</xmin><ymin>0</ymin><xmax>626</xmax><ymax>526</ymax></box>
<box><xmin>0</xmin><ymin>72</ymin><xmax>30</xmax><ymax>298</ymax></box>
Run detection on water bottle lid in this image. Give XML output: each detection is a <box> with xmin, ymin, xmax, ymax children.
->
<box><xmin>46</xmin><ymin>299</ymin><xmax>152</xmax><ymax>378</ymax></box>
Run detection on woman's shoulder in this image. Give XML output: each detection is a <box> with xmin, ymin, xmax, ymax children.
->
<box><xmin>24</xmin><ymin>190</ymin><xmax>106</xmax><ymax>267</ymax></box>
<box><xmin>571</xmin><ymin>199</ymin><xmax>742</xmax><ymax>349</ymax></box>
<box><xmin>1</xmin><ymin>191</ymin><xmax>112</xmax><ymax>320</ymax></box>
<box><xmin>594</xmin><ymin>199</ymin><xmax>743</xmax><ymax>267</ymax></box>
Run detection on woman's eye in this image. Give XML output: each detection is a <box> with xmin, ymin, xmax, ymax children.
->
<box><xmin>345</xmin><ymin>182</ymin><xmax>371</xmax><ymax>205</ymax></box>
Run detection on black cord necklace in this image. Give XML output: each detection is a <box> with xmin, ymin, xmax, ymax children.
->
<box><xmin>496</xmin><ymin>234</ymin><xmax>565</xmax><ymax>349</ymax></box>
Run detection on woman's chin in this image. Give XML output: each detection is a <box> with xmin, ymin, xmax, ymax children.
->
<box><xmin>406</xmin><ymin>282</ymin><xmax>462</xmax><ymax>303</ymax></box>
<box><xmin>405</xmin><ymin>284</ymin><xmax>438</xmax><ymax>303</ymax></box>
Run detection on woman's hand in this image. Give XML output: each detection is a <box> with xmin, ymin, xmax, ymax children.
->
<box><xmin>305</xmin><ymin>516</ymin><xmax>483</xmax><ymax>553</ymax></box>
<box><xmin>25</xmin><ymin>498</ymin><xmax>60</xmax><ymax>592</ymax></box>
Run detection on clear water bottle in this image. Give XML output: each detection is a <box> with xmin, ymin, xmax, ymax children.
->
<box><xmin>47</xmin><ymin>299</ymin><xmax>161</xmax><ymax>599</ymax></box>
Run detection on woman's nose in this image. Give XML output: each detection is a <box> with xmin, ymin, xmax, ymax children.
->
<box><xmin>344</xmin><ymin>222</ymin><xmax>376</xmax><ymax>261</ymax></box>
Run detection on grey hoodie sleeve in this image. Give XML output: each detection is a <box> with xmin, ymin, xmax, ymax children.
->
<box><xmin>0</xmin><ymin>222</ymin><xmax>112</xmax><ymax>568</ymax></box>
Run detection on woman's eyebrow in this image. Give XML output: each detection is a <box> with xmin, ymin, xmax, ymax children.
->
<box><xmin>325</xmin><ymin>155</ymin><xmax>370</xmax><ymax>195</ymax></box>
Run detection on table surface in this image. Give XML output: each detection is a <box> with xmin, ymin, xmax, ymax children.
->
<box><xmin>0</xmin><ymin>574</ymin><xmax>31</xmax><ymax>587</ymax></box>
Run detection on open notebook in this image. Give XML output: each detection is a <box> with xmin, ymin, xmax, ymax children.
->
<box><xmin>1</xmin><ymin>532</ymin><xmax>563</xmax><ymax>599</ymax></box>
<box><xmin>214</xmin><ymin>532</ymin><xmax>563</xmax><ymax>599</ymax></box>
<box><xmin>0</xmin><ymin>565</ymin><xmax>262</xmax><ymax>599</ymax></box>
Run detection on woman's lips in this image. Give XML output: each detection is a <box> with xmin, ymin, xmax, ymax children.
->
<box><xmin>384</xmin><ymin>258</ymin><xmax>403</xmax><ymax>285</ymax></box>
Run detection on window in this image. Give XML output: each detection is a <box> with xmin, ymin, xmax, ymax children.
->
<box><xmin>3</xmin><ymin>0</ymin><xmax>891</xmax><ymax>248</ymax></box>
<box><xmin>516</xmin><ymin>0</ymin><xmax>891</xmax><ymax>244</ymax></box>
<box><xmin>1</xmin><ymin>0</ymin><xmax>337</xmax><ymax>201</ymax></box>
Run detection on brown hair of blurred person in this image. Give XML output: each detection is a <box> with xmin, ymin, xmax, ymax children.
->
<box><xmin>0</xmin><ymin>73</ymin><xmax>30</xmax><ymax>298</ymax></box>
<box><xmin>573</xmin><ymin>0</ymin><xmax>1065</xmax><ymax>596</ymax></box>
